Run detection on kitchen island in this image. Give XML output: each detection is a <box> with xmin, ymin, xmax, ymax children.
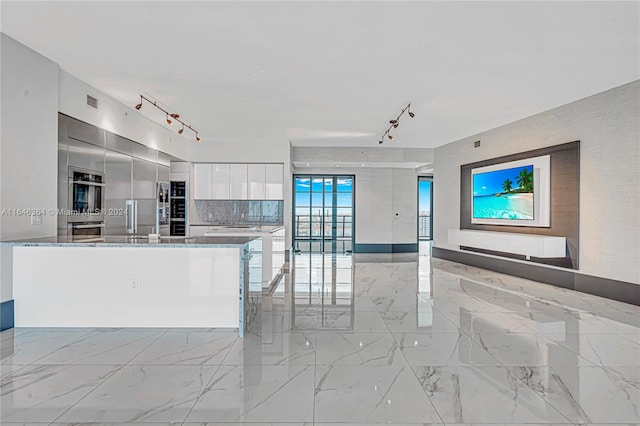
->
<box><xmin>1</xmin><ymin>236</ymin><xmax>262</xmax><ymax>336</ymax></box>
<box><xmin>190</xmin><ymin>225</ymin><xmax>285</xmax><ymax>289</ymax></box>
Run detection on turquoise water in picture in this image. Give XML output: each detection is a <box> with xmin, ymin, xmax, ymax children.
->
<box><xmin>473</xmin><ymin>164</ymin><xmax>534</xmax><ymax>220</ymax></box>
<box><xmin>473</xmin><ymin>193</ymin><xmax>534</xmax><ymax>219</ymax></box>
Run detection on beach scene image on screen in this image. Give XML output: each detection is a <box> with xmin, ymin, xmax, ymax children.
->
<box><xmin>473</xmin><ymin>165</ymin><xmax>534</xmax><ymax>220</ymax></box>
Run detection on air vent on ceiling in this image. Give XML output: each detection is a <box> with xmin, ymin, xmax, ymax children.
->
<box><xmin>86</xmin><ymin>95</ymin><xmax>98</xmax><ymax>109</ymax></box>
<box><xmin>474</xmin><ymin>140</ymin><xmax>481</xmax><ymax>148</ymax></box>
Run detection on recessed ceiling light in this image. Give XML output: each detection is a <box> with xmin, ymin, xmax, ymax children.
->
<box><xmin>361</xmin><ymin>163</ymin><xmax>365</xmax><ymax>167</ymax></box>
<box><xmin>306</xmin><ymin>163</ymin><xmax>310</xmax><ymax>166</ymax></box>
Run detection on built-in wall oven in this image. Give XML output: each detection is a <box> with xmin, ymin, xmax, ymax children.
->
<box><xmin>68</xmin><ymin>168</ymin><xmax>105</xmax><ymax>240</ymax></box>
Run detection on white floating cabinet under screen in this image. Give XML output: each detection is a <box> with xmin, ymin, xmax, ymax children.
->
<box><xmin>448</xmin><ymin>229</ymin><xmax>566</xmax><ymax>258</ymax></box>
<box><xmin>193</xmin><ymin>163</ymin><xmax>284</xmax><ymax>200</ymax></box>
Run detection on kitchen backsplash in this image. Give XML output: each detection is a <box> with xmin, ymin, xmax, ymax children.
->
<box><xmin>194</xmin><ymin>200</ymin><xmax>283</xmax><ymax>225</ymax></box>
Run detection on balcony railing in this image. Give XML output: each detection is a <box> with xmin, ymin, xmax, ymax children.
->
<box><xmin>294</xmin><ymin>214</ymin><xmax>431</xmax><ymax>240</ymax></box>
<box><xmin>419</xmin><ymin>214</ymin><xmax>431</xmax><ymax>239</ymax></box>
<box><xmin>295</xmin><ymin>214</ymin><xmax>352</xmax><ymax>239</ymax></box>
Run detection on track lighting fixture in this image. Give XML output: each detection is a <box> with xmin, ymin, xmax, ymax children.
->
<box><xmin>376</xmin><ymin>103</ymin><xmax>416</xmax><ymax>145</ymax></box>
<box><xmin>134</xmin><ymin>95</ymin><xmax>201</xmax><ymax>142</ymax></box>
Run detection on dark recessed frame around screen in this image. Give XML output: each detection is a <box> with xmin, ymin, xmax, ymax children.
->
<box><xmin>460</xmin><ymin>141</ymin><xmax>580</xmax><ymax>270</ymax></box>
<box><xmin>470</xmin><ymin>154</ymin><xmax>551</xmax><ymax>227</ymax></box>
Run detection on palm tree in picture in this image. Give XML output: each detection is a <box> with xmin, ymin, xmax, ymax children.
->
<box><xmin>516</xmin><ymin>168</ymin><xmax>534</xmax><ymax>192</ymax></box>
<box><xmin>502</xmin><ymin>179</ymin><xmax>513</xmax><ymax>193</ymax></box>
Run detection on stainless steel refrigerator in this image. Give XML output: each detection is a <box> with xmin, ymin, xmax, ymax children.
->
<box><xmin>105</xmin><ymin>147</ymin><xmax>165</xmax><ymax>236</ymax></box>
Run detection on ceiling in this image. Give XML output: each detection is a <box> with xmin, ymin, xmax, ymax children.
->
<box><xmin>1</xmin><ymin>1</ymin><xmax>638</xmax><ymax>149</ymax></box>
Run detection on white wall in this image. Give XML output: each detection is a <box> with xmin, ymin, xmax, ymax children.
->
<box><xmin>434</xmin><ymin>80</ymin><xmax>640</xmax><ymax>284</ymax></box>
<box><xmin>59</xmin><ymin>71</ymin><xmax>188</xmax><ymax>160</ymax></box>
<box><xmin>1</xmin><ymin>34</ymin><xmax>59</xmax><ymax>301</ymax></box>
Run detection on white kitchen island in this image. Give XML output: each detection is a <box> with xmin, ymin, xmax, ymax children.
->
<box><xmin>2</xmin><ymin>236</ymin><xmax>262</xmax><ymax>336</ymax></box>
<box><xmin>190</xmin><ymin>225</ymin><xmax>285</xmax><ymax>289</ymax></box>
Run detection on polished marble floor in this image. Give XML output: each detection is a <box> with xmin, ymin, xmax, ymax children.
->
<box><xmin>1</xmin><ymin>245</ymin><xmax>639</xmax><ymax>425</ymax></box>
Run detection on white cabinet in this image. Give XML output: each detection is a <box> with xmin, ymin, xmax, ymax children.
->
<box><xmin>248</xmin><ymin>164</ymin><xmax>266</xmax><ymax>200</ymax></box>
<box><xmin>212</xmin><ymin>164</ymin><xmax>230</xmax><ymax>199</ymax></box>
<box><xmin>229</xmin><ymin>164</ymin><xmax>248</xmax><ymax>199</ymax></box>
<box><xmin>193</xmin><ymin>163</ymin><xmax>212</xmax><ymax>199</ymax></box>
<box><xmin>265</xmin><ymin>164</ymin><xmax>284</xmax><ymax>199</ymax></box>
<box><xmin>193</xmin><ymin>163</ymin><xmax>284</xmax><ymax>200</ymax></box>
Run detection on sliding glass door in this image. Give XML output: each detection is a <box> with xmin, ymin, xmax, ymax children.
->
<box><xmin>418</xmin><ymin>177</ymin><xmax>432</xmax><ymax>241</ymax></box>
<box><xmin>294</xmin><ymin>175</ymin><xmax>354</xmax><ymax>253</ymax></box>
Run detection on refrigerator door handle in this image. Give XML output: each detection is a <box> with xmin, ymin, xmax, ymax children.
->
<box><xmin>126</xmin><ymin>200</ymin><xmax>138</xmax><ymax>234</ymax></box>
<box><xmin>133</xmin><ymin>200</ymin><xmax>138</xmax><ymax>233</ymax></box>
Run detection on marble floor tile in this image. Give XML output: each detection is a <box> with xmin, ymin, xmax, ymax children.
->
<box><xmin>438</xmin><ymin>309</ymin><xmax>538</xmax><ymax>334</ymax></box>
<box><xmin>222</xmin><ymin>332</ymin><xmax>315</xmax><ymax>366</ymax></box>
<box><xmin>314</xmin><ymin>424</ymin><xmax>443</xmax><ymax>426</ymax></box>
<box><xmin>185</xmin><ymin>423</ymin><xmax>311</xmax><ymax>426</ymax></box>
<box><xmin>57</xmin><ymin>365</ymin><xmax>218</xmax><ymax>423</ymax></box>
<box><xmin>316</xmin><ymin>332</ymin><xmax>406</xmax><ymax>366</ymax></box>
<box><xmin>314</xmin><ymin>365</ymin><xmax>442</xmax><ymax>423</ymax></box>
<box><xmin>510</xmin><ymin>365</ymin><xmax>640</xmax><ymax>423</ymax></box>
<box><xmin>128</xmin><ymin>329</ymin><xmax>237</xmax><ymax>365</ymax></box>
<box><xmin>352</xmin><ymin>297</ymin><xmax>382</xmax><ymax>312</ymax></box>
<box><xmin>414</xmin><ymin>365</ymin><xmax>569</xmax><ymax>424</ymax></box>
<box><xmin>552</xmin><ymin>333</ymin><xmax>640</xmax><ymax>367</ymax></box>
<box><xmin>471</xmin><ymin>332</ymin><xmax>595</xmax><ymax>366</ymax></box>
<box><xmin>185</xmin><ymin>365</ymin><xmax>315</xmax><ymax>423</ymax></box>
<box><xmin>521</xmin><ymin>311</ymin><xmax>640</xmax><ymax>335</ymax></box>
<box><xmin>34</xmin><ymin>329</ymin><xmax>166</xmax><ymax>365</ymax></box>
<box><xmin>0</xmin><ymin>329</ymin><xmax>92</xmax><ymax>365</ymax></box>
<box><xmin>0</xmin><ymin>364</ymin><xmax>119</xmax><ymax>422</ymax></box>
<box><xmin>396</xmin><ymin>333</ymin><xmax>501</xmax><ymax>366</ymax></box>
<box><xmin>370</xmin><ymin>293</ymin><xmax>422</xmax><ymax>312</ymax></box>
<box><xmin>380</xmin><ymin>310</ymin><xmax>461</xmax><ymax>334</ymax></box>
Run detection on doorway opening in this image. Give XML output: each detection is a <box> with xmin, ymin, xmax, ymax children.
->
<box><xmin>293</xmin><ymin>175</ymin><xmax>354</xmax><ymax>253</ymax></box>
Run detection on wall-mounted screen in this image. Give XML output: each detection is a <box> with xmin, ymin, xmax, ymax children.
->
<box><xmin>471</xmin><ymin>155</ymin><xmax>550</xmax><ymax>227</ymax></box>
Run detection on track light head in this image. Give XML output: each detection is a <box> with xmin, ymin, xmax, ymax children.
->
<box><xmin>393</xmin><ymin>122</ymin><xmax>399</xmax><ymax>128</ymax></box>
<box><xmin>135</xmin><ymin>94</ymin><xmax>200</xmax><ymax>143</ymax></box>
<box><xmin>408</xmin><ymin>111</ymin><xmax>415</xmax><ymax>118</ymax></box>
<box><xmin>378</xmin><ymin>140</ymin><xmax>383</xmax><ymax>145</ymax></box>
<box><xmin>388</xmin><ymin>134</ymin><xmax>394</xmax><ymax>140</ymax></box>
<box><xmin>389</xmin><ymin>119</ymin><xmax>398</xmax><ymax>125</ymax></box>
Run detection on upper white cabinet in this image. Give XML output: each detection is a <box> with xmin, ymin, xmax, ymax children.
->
<box><xmin>212</xmin><ymin>164</ymin><xmax>230</xmax><ymax>199</ymax></box>
<box><xmin>248</xmin><ymin>164</ymin><xmax>266</xmax><ymax>200</ymax></box>
<box><xmin>229</xmin><ymin>164</ymin><xmax>248</xmax><ymax>199</ymax></box>
<box><xmin>265</xmin><ymin>164</ymin><xmax>284</xmax><ymax>199</ymax></box>
<box><xmin>193</xmin><ymin>163</ymin><xmax>284</xmax><ymax>200</ymax></box>
<box><xmin>193</xmin><ymin>163</ymin><xmax>212</xmax><ymax>199</ymax></box>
